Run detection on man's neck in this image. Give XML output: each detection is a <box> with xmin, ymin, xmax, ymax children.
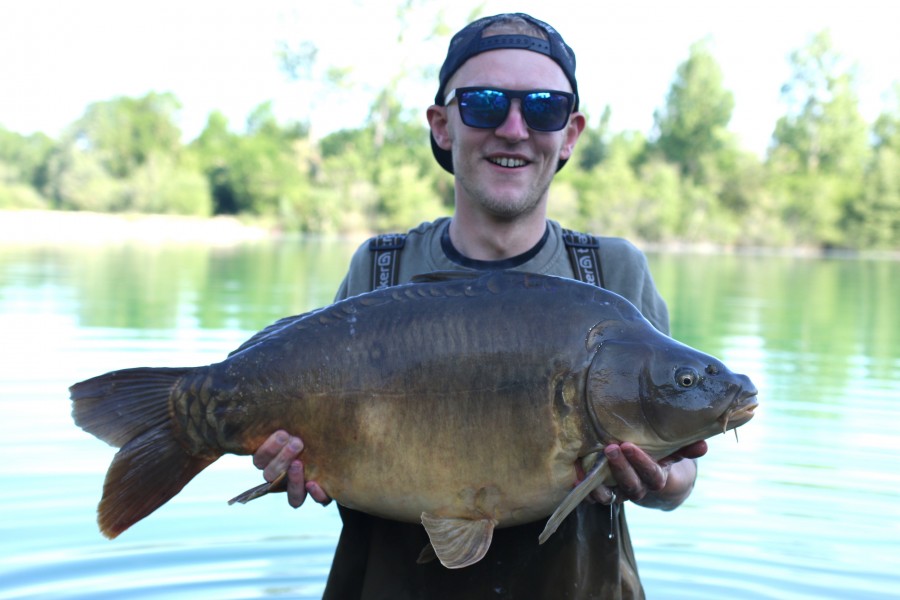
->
<box><xmin>447</xmin><ymin>211</ymin><xmax>548</xmax><ymax>261</ymax></box>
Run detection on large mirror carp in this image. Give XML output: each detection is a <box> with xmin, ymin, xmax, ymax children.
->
<box><xmin>71</xmin><ymin>270</ymin><xmax>758</xmax><ymax>569</ymax></box>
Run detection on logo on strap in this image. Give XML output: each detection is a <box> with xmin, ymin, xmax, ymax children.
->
<box><xmin>369</xmin><ymin>233</ymin><xmax>407</xmax><ymax>290</ymax></box>
<box><xmin>562</xmin><ymin>229</ymin><xmax>604</xmax><ymax>288</ymax></box>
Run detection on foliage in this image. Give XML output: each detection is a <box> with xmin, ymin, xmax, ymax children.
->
<box><xmin>844</xmin><ymin>147</ymin><xmax>900</xmax><ymax>248</ymax></box>
<box><xmin>2</xmin><ymin>29</ymin><xmax>898</xmax><ymax>248</ymax></box>
<box><xmin>0</xmin><ymin>127</ymin><xmax>53</xmax><ymax>209</ymax></box>
<box><xmin>70</xmin><ymin>92</ymin><xmax>183</xmax><ymax>178</ymax></box>
<box><xmin>768</xmin><ymin>30</ymin><xmax>871</xmax><ymax>247</ymax></box>
<box><xmin>651</xmin><ymin>40</ymin><xmax>735</xmax><ymax>185</ymax></box>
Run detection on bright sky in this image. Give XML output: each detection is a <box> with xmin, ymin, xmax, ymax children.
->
<box><xmin>1</xmin><ymin>0</ymin><xmax>897</xmax><ymax>156</ymax></box>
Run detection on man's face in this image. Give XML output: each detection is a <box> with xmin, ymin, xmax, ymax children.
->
<box><xmin>430</xmin><ymin>49</ymin><xmax>585</xmax><ymax>221</ymax></box>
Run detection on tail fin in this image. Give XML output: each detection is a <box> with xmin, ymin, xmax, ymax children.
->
<box><xmin>70</xmin><ymin>367</ymin><xmax>218</xmax><ymax>538</ymax></box>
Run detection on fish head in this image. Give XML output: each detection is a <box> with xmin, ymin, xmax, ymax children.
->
<box><xmin>585</xmin><ymin>320</ymin><xmax>758</xmax><ymax>455</ymax></box>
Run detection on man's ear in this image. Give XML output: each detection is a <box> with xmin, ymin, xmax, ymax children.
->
<box><xmin>427</xmin><ymin>105</ymin><xmax>452</xmax><ymax>150</ymax></box>
<box><xmin>559</xmin><ymin>111</ymin><xmax>587</xmax><ymax>161</ymax></box>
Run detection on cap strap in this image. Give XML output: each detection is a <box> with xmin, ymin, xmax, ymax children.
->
<box><xmin>473</xmin><ymin>34</ymin><xmax>552</xmax><ymax>56</ymax></box>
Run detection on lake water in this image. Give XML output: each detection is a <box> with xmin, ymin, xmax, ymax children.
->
<box><xmin>1</xmin><ymin>238</ymin><xmax>898</xmax><ymax>599</ymax></box>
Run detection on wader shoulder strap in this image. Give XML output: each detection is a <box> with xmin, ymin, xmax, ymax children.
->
<box><xmin>368</xmin><ymin>228</ymin><xmax>603</xmax><ymax>290</ymax></box>
<box><xmin>369</xmin><ymin>233</ymin><xmax>407</xmax><ymax>290</ymax></box>
<box><xmin>561</xmin><ymin>228</ymin><xmax>605</xmax><ymax>288</ymax></box>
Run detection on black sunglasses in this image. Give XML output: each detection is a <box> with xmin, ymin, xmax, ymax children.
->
<box><xmin>445</xmin><ymin>87</ymin><xmax>575</xmax><ymax>132</ymax></box>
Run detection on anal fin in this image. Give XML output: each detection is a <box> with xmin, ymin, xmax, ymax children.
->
<box><xmin>420</xmin><ymin>512</ymin><xmax>497</xmax><ymax>569</ymax></box>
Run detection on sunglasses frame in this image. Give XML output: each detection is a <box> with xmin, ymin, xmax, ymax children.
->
<box><xmin>445</xmin><ymin>87</ymin><xmax>576</xmax><ymax>132</ymax></box>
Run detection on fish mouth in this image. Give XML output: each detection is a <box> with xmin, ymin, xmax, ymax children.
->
<box><xmin>718</xmin><ymin>387</ymin><xmax>759</xmax><ymax>433</ymax></box>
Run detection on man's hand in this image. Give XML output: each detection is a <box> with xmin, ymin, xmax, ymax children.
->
<box><xmin>253</xmin><ymin>430</ymin><xmax>331</xmax><ymax>508</ymax></box>
<box><xmin>594</xmin><ymin>440</ymin><xmax>708</xmax><ymax>510</ymax></box>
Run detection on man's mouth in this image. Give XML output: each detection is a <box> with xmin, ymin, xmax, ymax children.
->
<box><xmin>489</xmin><ymin>156</ymin><xmax>528</xmax><ymax>168</ymax></box>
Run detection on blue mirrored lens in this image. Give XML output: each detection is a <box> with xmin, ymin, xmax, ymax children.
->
<box><xmin>458</xmin><ymin>90</ymin><xmax>510</xmax><ymax>128</ymax></box>
<box><xmin>521</xmin><ymin>92</ymin><xmax>572</xmax><ymax>131</ymax></box>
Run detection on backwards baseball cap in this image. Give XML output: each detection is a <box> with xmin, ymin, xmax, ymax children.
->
<box><xmin>431</xmin><ymin>13</ymin><xmax>579</xmax><ymax>174</ymax></box>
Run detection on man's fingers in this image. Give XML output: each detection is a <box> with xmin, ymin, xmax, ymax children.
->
<box><xmin>287</xmin><ymin>460</ymin><xmax>308</xmax><ymax>508</ymax></box>
<box><xmin>252</xmin><ymin>430</ymin><xmax>289</xmax><ymax>469</ymax></box>
<box><xmin>678</xmin><ymin>440</ymin><xmax>708</xmax><ymax>460</ymax></box>
<box><xmin>588</xmin><ymin>483</ymin><xmax>616</xmax><ymax>505</ymax></box>
<box><xmin>605</xmin><ymin>443</ymin><xmax>665</xmax><ymax>501</ymax></box>
<box><xmin>285</xmin><ymin>460</ymin><xmax>331</xmax><ymax>508</ymax></box>
<box><xmin>263</xmin><ymin>435</ymin><xmax>304</xmax><ymax>483</ymax></box>
<box><xmin>306</xmin><ymin>481</ymin><xmax>331</xmax><ymax>506</ymax></box>
<box><xmin>622</xmin><ymin>444</ymin><xmax>667</xmax><ymax>493</ymax></box>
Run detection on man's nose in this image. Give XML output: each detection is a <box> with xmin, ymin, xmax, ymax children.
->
<box><xmin>494</xmin><ymin>99</ymin><xmax>529</xmax><ymax>140</ymax></box>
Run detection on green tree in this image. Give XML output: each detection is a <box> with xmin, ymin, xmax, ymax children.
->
<box><xmin>44</xmin><ymin>142</ymin><xmax>125</xmax><ymax>211</ymax></box>
<box><xmin>191</xmin><ymin>111</ymin><xmax>239</xmax><ymax>214</ymax></box>
<box><xmin>127</xmin><ymin>154</ymin><xmax>212</xmax><ymax>217</ymax></box>
<box><xmin>192</xmin><ymin>103</ymin><xmax>316</xmax><ymax>228</ymax></box>
<box><xmin>44</xmin><ymin>92</ymin><xmax>214</xmax><ymax>215</ymax></box>
<box><xmin>571</xmin><ymin>132</ymin><xmax>651</xmax><ymax>238</ymax></box>
<box><xmin>872</xmin><ymin>82</ymin><xmax>900</xmax><ymax>153</ymax></box>
<box><xmin>71</xmin><ymin>92</ymin><xmax>183</xmax><ymax>178</ymax></box>
<box><xmin>845</xmin><ymin>84</ymin><xmax>900</xmax><ymax>247</ymax></box>
<box><xmin>845</xmin><ymin>147</ymin><xmax>900</xmax><ymax>248</ymax></box>
<box><xmin>651</xmin><ymin>40</ymin><xmax>735</xmax><ymax>185</ymax></box>
<box><xmin>368</xmin><ymin>88</ymin><xmax>445</xmax><ymax>229</ymax></box>
<box><xmin>576</xmin><ymin>106</ymin><xmax>612</xmax><ymax>171</ymax></box>
<box><xmin>271</xmin><ymin>0</ymin><xmax>451</xmax><ymax>233</ymax></box>
<box><xmin>0</xmin><ymin>126</ymin><xmax>54</xmax><ymax>208</ymax></box>
<box><xmin>313</xmin><ymin>87</ymin><xmax>443</xmax><ymax>233</ymax></box>
<box><xmin>646</xmin><ymin>39</ymin><xmax>771</xmax><ymax>244</ymax></box>
<box><xmin>768</xmin><ymin>30</ymin><xmax>870</xmax><ymax>247</ymax></box>
<box><xmin>232</xmin><ymin>103</ymin><xmax>312</xmax><ymax>220</ymax></box>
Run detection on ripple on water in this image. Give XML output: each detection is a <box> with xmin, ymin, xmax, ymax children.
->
<box><xmin>1</xmin><ymin>537</ymin><xmax>337</xmax><ymax>600</ymax></box>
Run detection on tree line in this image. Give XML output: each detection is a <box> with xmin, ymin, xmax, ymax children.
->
<box><xmin>1</xmin><ymin>30</ymin><xmax>898</xmax><ymax>249</ymax></box>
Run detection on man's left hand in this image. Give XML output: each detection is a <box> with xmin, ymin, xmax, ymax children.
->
<box><xmin>594</xmin><ymin>440</ymin><xmax>708</xmax><ymax>509</ymax></box>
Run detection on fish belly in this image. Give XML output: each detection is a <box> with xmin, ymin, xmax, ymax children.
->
<box><xmin>304</xmin><ymin>388</ymin><xmax>583</xmax><ymax>527</ymax></box>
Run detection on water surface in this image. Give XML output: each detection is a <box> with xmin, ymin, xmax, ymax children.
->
<box><xmin>1</xmin><ymin>239</ymin><xmax>897</xmax><ymax>599</ymax></box>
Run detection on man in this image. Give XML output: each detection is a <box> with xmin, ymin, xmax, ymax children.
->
<box><xmin>254</xmin><ymin>13</ymin><xmax>706</xmax><ymax>599</ymax></box>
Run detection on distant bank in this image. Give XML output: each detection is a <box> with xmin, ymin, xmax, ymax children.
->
<box><xmin>0</xmin><ymin>210</ymin><xmax>274</xmax><ymax>245</ymax></box>
<box><xmin>3</xmin><ymin>209</ymin><xmax>897</xmax><ymax>259</ymax></box>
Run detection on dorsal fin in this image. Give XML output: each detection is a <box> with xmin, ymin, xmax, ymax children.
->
<box><xmin>227</xmin><ymin>313</ymin><xmax>308</xmax><ymax>357</ymax></box>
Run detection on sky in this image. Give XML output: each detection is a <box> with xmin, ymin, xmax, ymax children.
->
<box><xmin>1</xmin><ymin>0</ymin><xmax>898</xmax><ymax>157</ymax></box>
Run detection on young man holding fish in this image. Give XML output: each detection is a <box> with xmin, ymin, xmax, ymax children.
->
<box><xmin>255</xmin><ymin>13</ymin><xmax>706</xmax><ymax>599</ymax></box>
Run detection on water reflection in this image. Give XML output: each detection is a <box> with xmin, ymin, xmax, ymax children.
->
<box><xmin>1</xmin><ymin>240</ymin><xmax>898</xmax><ymax>599</ymax></box>
<box><xmin>642</xmin><ymin>251</ymin><xmax>900</xmax><ymax>599</ymax></box>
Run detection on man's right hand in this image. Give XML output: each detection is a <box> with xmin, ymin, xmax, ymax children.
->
<box><xmin>253</xmin><ymin>430</ymin><xmax>331</xmax><ymax>508</ymax></box>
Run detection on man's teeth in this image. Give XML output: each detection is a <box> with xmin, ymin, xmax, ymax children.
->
<box><xmin>491</xmin><ymin>157</ymin><xmax>526</xmax><ymax>168</ymax></box>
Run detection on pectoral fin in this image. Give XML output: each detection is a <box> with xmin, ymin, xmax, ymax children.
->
<box><xmin>539</xmin><ymin>456</ymin><xmax>611</xmax><ymax>544</ymax></box>
<box><xmin>420</xmin><ymin>512</ymin><xmax>497</xmax><ymax>569</ymax></box>
<box><xmin>228</xmin><ymin>471</ymin><xmax>288</xmax><ymax>505</ymax></box>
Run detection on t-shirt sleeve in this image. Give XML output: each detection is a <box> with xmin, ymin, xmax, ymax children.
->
<box><xmin>333</xmin><ymin>238</ymin><xmax>376</xmax><ymax>302</ymax></box>
<box><xmin>596</xmin><ymin>237</ymin><xmax>670</xmax><ymax>335</ymax></box>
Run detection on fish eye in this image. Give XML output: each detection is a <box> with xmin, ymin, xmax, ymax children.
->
<box><xmin>675</xmin><ymin>367</ymin><xmax>699</xmax><ymax>388</ymax></box>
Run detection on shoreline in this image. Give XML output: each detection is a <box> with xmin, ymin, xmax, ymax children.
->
<box><xmin>0</xmin><ymin>209</ymin><xmax>276</xmax><ymax>245</ymax></box>
<box><xmin>1</xmin><ymin>209</ymin><xmax>897</xmax><ymax>259</ymax></box>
